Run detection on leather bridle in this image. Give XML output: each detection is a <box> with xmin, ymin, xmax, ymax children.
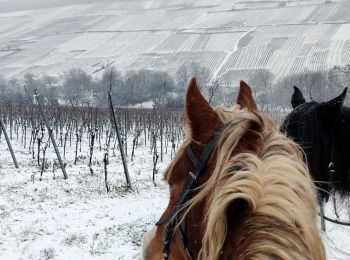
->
<box><xmin>155</xmin><ymin>126</ymin><xmax>226</xmax><ymax>260</ymax></box>
<box><xmin>326</xmin><ymin>129</ymin><xmax>336</xmax><ymax>197</ymax></box>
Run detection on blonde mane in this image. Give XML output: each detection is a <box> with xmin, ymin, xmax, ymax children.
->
<box><xmin>166</xmin><ymin>105</ymin><xmax>325</xmax><ymax>260</ymax></box>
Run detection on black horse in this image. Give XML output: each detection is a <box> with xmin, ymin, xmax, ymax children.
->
<box><xmin>281</xmin><ymin>86</ymin><xmax>350</xmax><ymax>203</ymax></box>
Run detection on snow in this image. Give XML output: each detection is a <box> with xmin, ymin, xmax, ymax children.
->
<box><xmin>0</xmin><ymin>122</ymin><xmax>350</xmax><ymax>259</ymax></box>
<box><xmin>1</xmin><ymin>0</ymin><xmax>350</xmax><ymax>80</ymax></box>
<box><xmin>334</xmin><ymin>24</ymin><xmax>350</xmax><ymax>41</ymax></box>
<box><xmin>0</xmin><ymin>125</ymin><xmax>170</xmax><ymax>259</ymax></box>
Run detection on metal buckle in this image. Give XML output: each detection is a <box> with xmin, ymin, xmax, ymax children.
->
<box><xmin>188</xmin><ymin>172</ymin><xmax>197</xmax><ymax>182</ymax></box>
<box><xmin>328</xmin><ymin>162</ymin><xmax>335</xmax><ymax>173</ymax></box>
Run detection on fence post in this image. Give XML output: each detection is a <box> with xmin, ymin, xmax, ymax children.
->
<box><xmin>0</xmin><ymin>119</ymin><xmax>19</xmax><ymax>168</ymax></box>
<box><xmin>34</xmin><ymin>89</ymin><xmax>68</xmax><ymax>179</ymax></box>
<box><xmin>160</xmin><ymin>111</ymin><xmax>163</xmax><ymax>162</ymax></box>
<box><xmin>124</xmin><ymin>110</ymin><xmax>128</xmax><ymax>157</ymax></box>
<box><xmin>108</xmin><ymin>91</ymin><xmax>132</xmax><ymax>190</ymax></box>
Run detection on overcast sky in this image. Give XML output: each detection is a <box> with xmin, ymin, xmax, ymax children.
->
<box><xmin>0</xmin><ymin>0</ymin><xmax>115</xmax><ymax>13</ymax></box>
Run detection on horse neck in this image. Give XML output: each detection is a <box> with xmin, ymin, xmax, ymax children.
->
<box><xmin>336</xmin><ymin>107</ymin><xmax>350</xmax><ymax>195</ymax></box>
<box><xmin>308</xmin><ymin>105</ymin><xmax>350</xmax><ymax>198</ymax></box>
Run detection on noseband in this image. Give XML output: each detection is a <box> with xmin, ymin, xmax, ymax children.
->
<box><xmin>155</xmin><ymin>126</ymin><xmax>226</xmax><ymax>260</ymax></box>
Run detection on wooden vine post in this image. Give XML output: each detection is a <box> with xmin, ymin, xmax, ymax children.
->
<box><xmin>34</xmin><ymin>89</ymin><xmax>68</xmax><ymax>179</ymax></box>
<box><xmin>0</xmin><ymin>119</ymin><xmax>19</xmax><ymax>168</ymax></box>
<box><xmin>108</xmin><ymin>91</ymin><xmax>132</xmax><ymax>190</ymax></box>
<box><xmin>124</xmin><ymin>110</ymin><xmax>128</xmax><ymax>157</ymax></box>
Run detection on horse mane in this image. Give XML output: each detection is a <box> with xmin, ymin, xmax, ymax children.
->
<box><xmin>337</xmin><ymin>106</ymin><xmax>350</xmax><ymax>198</ymax></box>
<box><xmin>282</xmin><ymin>102</ymin><xmax>350</xmax><ymax>199</ymax></box>
<box><xmin>167</xmin><ymin>105</ymin><xmax>325</xmax><ymax>259</ymax></box>
<box><xmin>281</xmin><ymin>102</ymin><xmax>329</xmax><ymax>190</ymax></box>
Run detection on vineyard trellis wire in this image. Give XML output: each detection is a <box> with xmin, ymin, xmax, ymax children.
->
<box><xmin>0</xmin><ymin>97</ymin><xmax>186</xmax><ymax>191</ymax></box>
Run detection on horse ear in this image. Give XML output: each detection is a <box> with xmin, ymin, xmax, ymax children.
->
<box><xmin>186</xmin><ymin>77</ymin><xmax>221</xmax><ymax>143</ymax></box>
<box><xmin>291</xmin><ymin>86</ymin><xmax>306</xmax><ymax>109</ymax></box>
<box><xmin>320</xmin><ymin>88</ymin><xmax>347</xmax><ymax>111</ymax></box>
<box><xmin>318</xmin><ymin>88</ymin><xmax>347</xmax><ymax>125</ymax></box>
<box><xmin>237</xmin><ymin>80</ymin><xmax>257</xmax><ymax>111</ymax></box>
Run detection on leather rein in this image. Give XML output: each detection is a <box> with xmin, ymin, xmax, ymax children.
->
<box><xmin>323</xmin><ymin>129</ymin><xmax>350</xmax><ymax>227</ymax></box>
<box><xmin>155</xmin><ymin>126</ymin><xmax>226</xmax><ymax>260</ymax></box>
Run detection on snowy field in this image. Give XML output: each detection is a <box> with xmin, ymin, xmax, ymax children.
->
<box><xmin>1</xmin><ymin>0</ymin><xmax>350</xmax><ymax>81</ymax></box>
<box><xmin>0</xmin><ymin>123</ymin><xmax>350</xmax><ymax>259</ymax></box>
<box><xmin>0</xmin><ymin>125</ymin><xmax>171</xmax><ymax>260</ymax></box>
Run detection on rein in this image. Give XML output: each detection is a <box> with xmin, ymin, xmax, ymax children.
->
<box><xmin>323</xmin><ymin>214</ymin><xmax>350</xmax><ymax>227</ymax></box>
<box><xmin>326</xmin><ymin>128</ymin><xmax>336</xmax><ymax>200</ymax></box>
<box><xmin>320</xmin><ymin>119</ymin><xmax>350</xmax><ymax>228</ymax></box>
<box><xmin>155</xmin><ymin>126</ymin><xmax>226</xmax><ymax>260</ymax></box>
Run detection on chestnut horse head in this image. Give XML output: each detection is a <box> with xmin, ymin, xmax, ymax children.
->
<box><xmin>143</xmin><ymin>78</ymin><xmax>325</xmax><ymax>259</ymax></box>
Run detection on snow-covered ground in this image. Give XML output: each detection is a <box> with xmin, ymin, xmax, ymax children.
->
<box><xmin>1</xmin><ymin>0</ymin><xmax>350</xmax><ymax>81</ymax></box>
<box><xmin>0</xmin><ymin>123</ymin><xmax>350</xmax><ymax>259</ymax></box>
<box><xmin>0</xmin><ymin>127</ymin><xmax>171</xmax><ymax>259</ymax></box>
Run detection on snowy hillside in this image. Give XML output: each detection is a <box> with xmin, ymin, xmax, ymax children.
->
<box><xmin>1</xmin><ymin>0</ymin><xmax>350</xmax><ymax>82</ymax></box>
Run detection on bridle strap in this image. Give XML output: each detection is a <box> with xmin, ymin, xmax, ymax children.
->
<box><xmin>186</xmin><ymin>147</ymin><xmax>205</xmax><ymax>174</ymax></box>
<box><xmin>155</xmin><ymin>125</ymin><xmax>226</xmax><ymax>260</ymax></box>
<box><xmin>325</xmin><ymin>125</ymin><xmax>337</xmax><ymax>201</ymax></box>
<box><xmin>156</xmin><ymin>129</ymin><xmax>224</xmax><ymax>226</ymax></box>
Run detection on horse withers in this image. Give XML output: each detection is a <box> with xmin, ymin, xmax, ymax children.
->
<box><xmin>143</xmin><ymin>78</ymin><xmax>325</xmax><ymax>259</ymax></box>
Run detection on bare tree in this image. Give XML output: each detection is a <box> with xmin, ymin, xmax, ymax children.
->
<box><xmin>208</xmin><ymin>78</ymin><xmax>221</xmax><ymax>104</ymax></box>
<box><xmin>43</xmin><ymin>75</ymin><xmax>58</xmax><ymax>106</ymax></box>
<box><xmin>176</xmin><ymin>62</ymin><xmax>211</xmax><ymax>91</ymax></box>
<box><xmin>248</xmin><ymin>69</ymin><xmax>274</xmax><ymax>109</ymax></box>
<box><xmin>328</xmin><ymin>65</ymin><xmax>350</xmax><ymax>103</ymax></box>
<box><xmin>101</xmin><ymin>67</ymin><xmax>123</xmax><ymax>93</ymax></box>
<box><xmin>189</xmin><ymin>62</ymin><xmax>211</xmax><ymax>90</ymax></box>
<box><xmin>0</xmin><ymin>74</ymin><xmax>6</xmax><ymax>96</ymax></box>
<box><xmin>63</xmin><ymin>68</ymin><xmax>92</xmax><ymax>102</ymax></box>
<box><xmin>176</xmin><ymin>64</ymin><xmax>191</xmax><ymax>90</ymax></box>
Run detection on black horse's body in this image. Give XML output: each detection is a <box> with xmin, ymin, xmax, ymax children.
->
<box><xmin>281</xmin><ymin>87</ymin><xmax>350</xmax><ymax>200</ymax></box>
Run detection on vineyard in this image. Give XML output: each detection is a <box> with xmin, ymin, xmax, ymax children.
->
<box><xmin>0</xmin><ymin>99</ymin><xmax>185</xmax><ymax>185</ymax></box>
<box><xmin>0</xmin><ymin>99</ymin><xmax>187</xmax><ymax>259</ymax></box>
<box><xmin>2</xmin><ymin>0</ymin><xmax>350</xmax><ymax>82</ymax></box>
<box><xmin>1</xmin><ymin>97</ymin><xmax>350</xmax><ymax>259</ymax></box>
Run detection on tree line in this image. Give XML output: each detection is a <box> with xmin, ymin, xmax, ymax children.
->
<box><xmin>268</xmin><ymin>65</ymin><xmax>350</xmax><ymax>113</ymax></box>
<box><xmin>0</xmin><ymin>62</ymin><xmax>211</xmax><ymax>108</ymax></box>
<box><xmin>1</xmin><ymin>63</ymin><xmax>349</xmax><ymax>110</ymax></box>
